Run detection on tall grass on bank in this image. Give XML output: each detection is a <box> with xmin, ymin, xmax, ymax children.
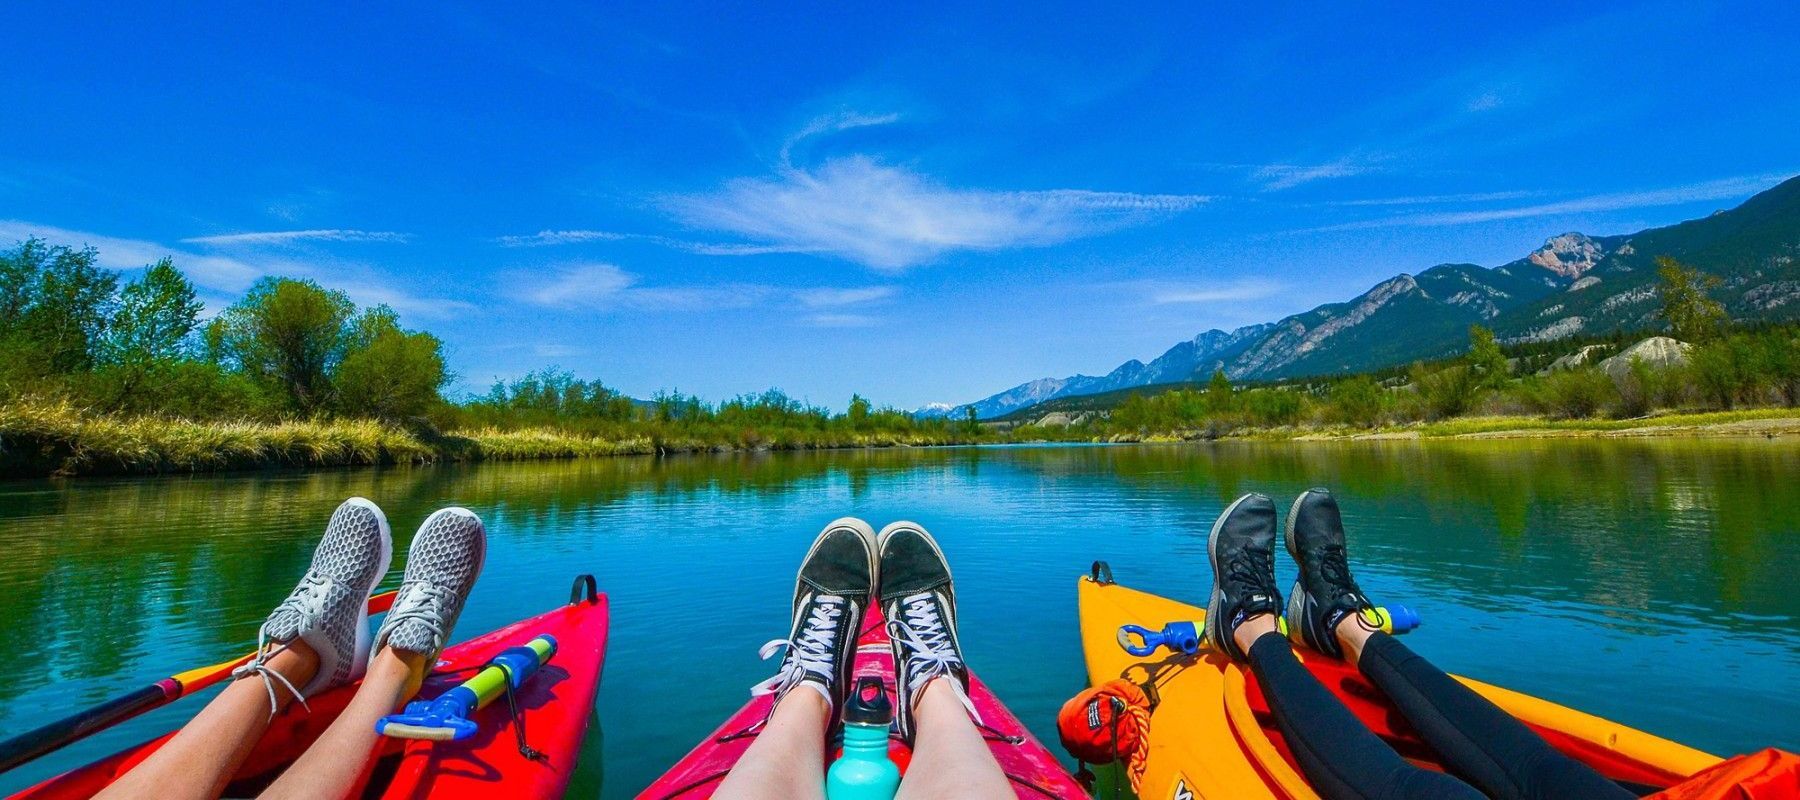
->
<box><xmin>0</xmin><ymin>401</ymin><xmax>988</xmax><ymax>478</ymax></box>
<box><xmin>0</xmin><ymin>401</ymin><xmax>435</xmax><ymax>477</ymax></box>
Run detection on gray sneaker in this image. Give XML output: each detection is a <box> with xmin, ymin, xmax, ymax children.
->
<box><xmin>371</xmin><ymin>507</ymin><xmax>487</xmax><ymax>666</ymax></box>
<box><xmin>235</xmin><ymin>497</ymin><xmax>393</xmax><ymax>712</ymax></box>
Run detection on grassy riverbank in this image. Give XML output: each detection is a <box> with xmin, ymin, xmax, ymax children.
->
<box><xmin>1204</xmin><ymin>408</ymin><xmax>1800</xmax><ymax>442</ymax></box>
<box><xmin>0</xmin><ymin>401</ymin><xmax>987</xmax><ymax>478</ymax></box>
<box><xmin>5</xmin><ymin>400</ymin><xmax>1795</xmax><ymax>479</ymax></box>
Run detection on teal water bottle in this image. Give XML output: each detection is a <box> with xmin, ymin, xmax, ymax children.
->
<box><xmin>826</xmin><ymin>677</ymin><xmax>900</xmax><ymax>800</ymax></box>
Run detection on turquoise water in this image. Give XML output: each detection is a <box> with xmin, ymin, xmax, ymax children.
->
<box><xmin>1</xmin><ymin>441</ymin><xmax>1797</xmax><ymax>796</ymax></box>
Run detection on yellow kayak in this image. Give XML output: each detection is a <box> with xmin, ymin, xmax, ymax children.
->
<box><xmin>1076</xmin><ymin>565</ymin><xmax>1720</xmax><ymax>799</ymax></box>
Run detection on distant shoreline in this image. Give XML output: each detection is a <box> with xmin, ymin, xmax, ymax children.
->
<box><xmin>6</xmin><ymin>402</ymin><xmax>1794</xmax><ymax>481</ymax></box>
<box><xmin>1090</xmin><ymin>409</ymin><xmax>1800</xmax><ymax>444</ymax></box>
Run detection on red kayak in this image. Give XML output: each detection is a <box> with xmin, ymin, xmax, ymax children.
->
<box><xmin>13</xmin><ymin>575</ymin><xmax>609</xmax><ymax>800</ymax></box>
<box><xmin>640</xmin><ymin>604</ymin><xmax>1085</xmax><ymax>799</ymax></box>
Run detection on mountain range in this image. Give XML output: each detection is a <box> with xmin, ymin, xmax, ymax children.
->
<box><xmin>926</xmin><ymin>175</ymin><xmax>1800</xmax><ymax>420</ymax></box>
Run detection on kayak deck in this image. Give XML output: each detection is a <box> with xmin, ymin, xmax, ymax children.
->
<box><xmin>640</xmin><ymin>604</ymin><xmax>1084</xmax><ymax>799</ymax></box>
<box><xmin>1077</xmin><ymin>572</ymin><xmax>1719</xmax><ymax>800</ymax></box>
<box><xmin>15</xmin><ymin>581</ymin><xmax>609</xmax><ymax>800</ymax></box>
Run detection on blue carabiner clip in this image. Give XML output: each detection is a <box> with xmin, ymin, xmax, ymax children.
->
<box><xmin>1116</xmin><ymin>621</ymin><xmax>1201</xmax><ymax>657</ymax></box>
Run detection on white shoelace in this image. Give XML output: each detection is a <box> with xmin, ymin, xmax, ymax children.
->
<box><xmin>233</xmin><ymin>641</ymin><xmax>310</xmax><ymax>717</ymax></box>
<box><xmin>231</xmin><ymin>573</ymin><xmax>337</xmax><ymax>716</ymax></box>
<box><xmin>749</xmin><ymin>594</ymin><xmax>846</xmax><ymax>703</ymax></box>
<box><xmin>890</xmin><ymin>592</ymin><xmax>979</xmax><ymax>722</ymax></box>
<box><xmin>383</xmin><ymin>581</ymin><xmax>459</xmax><ymax>654</ymax></box>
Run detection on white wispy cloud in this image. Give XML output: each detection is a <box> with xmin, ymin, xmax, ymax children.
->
<box><xmin>3</xmin><ymin>221</ymin><xmax>263</xmax><ymax>290</ymax></box>
<box><xmin>494</xmin><ymin>229</ymin><xmax>632</xmax><ymax>247</ymax></box>
<box><xmin>1308</xmin><ymin>173</ymin><xmax>1795</xmax><ymax>231</ymax></box>
<box><xmin>1327</xmin><ymin>190</ymin><xmax>1539</xmax><ymax>207</ymax></box>
<box><xmin>1253</xmin><ymin>158</ymin><xmax>1376</xmax><ymax>191</ymax></box>
<box><xmin>182</xmin><ymin>229</ymin><xmax>412</xmax><ymax>245</ymax></box>
<box><xmin>796</xmin><ymin>286</ymin><xmax>895</xmax><ymax>308</ymax></box>
<box><xmin>1</xmin><ymin>220</ymin><xmax>469</xmax><ymax>319</ymax></box>
<box><xmin>665</xmin><ymin>155</ymin><xmax>1208</xmax><ymax>271</ymax></box>
<box><xmin>802</xmin><ymin>313</ymin><xmax>880</xmax><ymax>328</ymax></box>
<box><xmin>510</xmin><ymin>262</ymin><xmax>770</xmax><ymax>312</ymax></box>
<box><xmin>780</xmin><ymin>110</ymin><xmax>903</xmax><ymax>165</ymax></box>
<box><xmin>1111</xmin><ymin>278</ymin><xmax>1283</xmax><ymax>305</ymax></box>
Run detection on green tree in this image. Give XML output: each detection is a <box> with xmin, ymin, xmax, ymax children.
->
<box><xmin>1687</xmin><ymin>335</ymin><xmax>1758</xmax><ymax>410</ymax></box>
<box><xmin>1466</xmin><ymin>325</ymin><xmax>1509</xmax><ymax>389</ymax></box>
<box><xmin>1759</xmin><ymin>329</ymin><xmax>1800</xmax><ymax>407</ymax></box>
<box><xmin>334</xmin><ymin>306</ymin><xmax>448</xmax><ymax>419</ymax></box>
<box><xmin>847</xmin><ymin>393</ymin><xmax>872</xmax><ymax>430</ymax></box>
<box><xmin>206</xmin><ymin>277</ymin><xmax>355</xmax><ymax>413</ymax></box>
<box><xmin>1655</xmin><ymin>257</ymin><xmax>1726</xmax><ymax>342</ymax></box>
<box><xmin>1410</xmin><ymin>362</ymin><xmax>1477</xmax><ymax>420</ymax></box>
<box><xmin>93</xmin><ymin>258</ymin><xmax>204</xmax><ymax>409</ymax></box>
<box><xmin>0</xmin><ymin>239</ymin><xmax>118</xmax><ymax>383</ymax></box>
<box><xmin>1327</xmin><ymin>376</ymin><xmax>1385</xmax><ymax>426</ymax></box>
<box><xmin>1203</xmin><ymin>369</ymin><xmax>1235</xmax><ymax>414</ymax></box>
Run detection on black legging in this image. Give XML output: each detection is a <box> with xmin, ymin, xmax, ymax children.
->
<box><xmin>1247</xmin><ymin>632</ymin><xmax>1635</xmax><ymax>800</ymax></box>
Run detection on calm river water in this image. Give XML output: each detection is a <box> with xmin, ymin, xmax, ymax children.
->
<box><xmin>1</xmin><ymin>440</ymin><xmax>1796</xmax><ymax>796</ymax></box>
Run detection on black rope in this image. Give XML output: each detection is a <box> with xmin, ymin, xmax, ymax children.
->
<box><xmin>496</xmin><ymin>662</ymin><xmax>546</xmax><ymax>762</ymax></box>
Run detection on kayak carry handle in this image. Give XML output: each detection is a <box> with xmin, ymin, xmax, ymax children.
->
<box><xmin>1089</xmin><ymin>561</ymin><xmax>1114</xmax><ymax>585</ymax></box>
<box><xmin>1118</xmin><ymin>622</ymin><xmax>1200</xmax><ymax>657</ymax></box>
<box><xmin>377</xmin><ymin>634</ymin><xmax>558</xmax><ymax>741</ymax></box>
<box><xmin>569</xmin><ymin>574</ymin><xmax>598</xmax><ymax>606</ymax></box>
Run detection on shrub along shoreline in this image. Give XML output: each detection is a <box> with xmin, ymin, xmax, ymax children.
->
<box><xmin>0</xmin><ymin>401</ymin><xmax>989</xmax><ymax>478</ymax></box>
<box><xmin>4</xmin><ymin>400</ymin><xmax>1794</xmax><ymax>479</ymax></box>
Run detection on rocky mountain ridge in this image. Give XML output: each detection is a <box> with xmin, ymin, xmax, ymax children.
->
<box><xmin>925</xmin><ymin>175</ymin><xmax>1800</xmax><ymax>419</ymax></box>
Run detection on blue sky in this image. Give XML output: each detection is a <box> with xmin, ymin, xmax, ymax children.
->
<box><xmin>5</xmin><ymin>2</ymin><xmax>1797</xmax><ymax>409</ymax></box>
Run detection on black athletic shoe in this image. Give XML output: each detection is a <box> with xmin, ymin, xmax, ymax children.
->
<box><xmin>750</xmin><ymin>517</ymin><xmax>878</xmax><ymax>718</ymax></box>
<box><xmin>1203</xmin><ymin>493</ymin><xmax>1283</xmax><ymax>662</ymax></box>
<box><xmin>1286</xmin><ymin>489</ymin><xmax>1377</xmax><ymax>660</ymax></box>
<box><xmin>877</xmin><ymin>521</ymin><xmax>975</xmax><ymax>743</ymax></box>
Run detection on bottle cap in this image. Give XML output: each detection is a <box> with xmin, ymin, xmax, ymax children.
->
<box><xmin>843</xmin><ymin>676</ymin><xmax>892</xmax><ymax>725</ymax></box>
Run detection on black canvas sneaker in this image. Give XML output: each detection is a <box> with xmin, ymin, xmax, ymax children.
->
<box><xmin>750</xmin><ymin>517</ymin><xmax>878</xmax><ymax>718</ymax></box>
<box><xmin>877</xmin><ymin>521</ymin><xmax>975</xmax><ymax>743</ymax></box>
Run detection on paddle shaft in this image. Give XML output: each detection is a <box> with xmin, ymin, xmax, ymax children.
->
<box><xmin>0</xmin><ymin>590</ymin><xmax>397</xmax><ymax>775</ymax></box>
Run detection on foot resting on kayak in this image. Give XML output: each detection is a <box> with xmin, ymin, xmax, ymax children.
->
<box><xmin>93</xmin><ymin>500</ymin><xmax>487</xmax><ymax>800</ymax></box>
<box><xmin>877</xmin><ymin>520</ymin><xmax>977</xmax><ymax>744</ymax></box>
<box><xmin>749</xmin><ymin>517</ymin><xmax>877</xmax><ymax>719</ymax></box>
<box><xmin>1206</xmin><ymin>489</ymin><xmax>1634</xmax><ymax>800</ymax></box>
<box><xmin>715</xmin><ymin>518</ymin><xmax>1013</xmax><ymax>800</ymax></box>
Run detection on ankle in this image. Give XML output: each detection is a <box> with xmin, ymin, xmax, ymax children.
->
<box><xmin>771</xmin><ymin>682</ymin><xmax>832</xmax><ymax>727</ymax></box>
<box><xmin>911</xmin><ymin>675</ymin><xmax>970</xmax><ymax>726</ymax></box>
<box><xmin>1333</xmin><ymin>614</ymin><xmax>1375</xmax><ymax>664</ymax></box>
<box><xmin>263</xmin><ymin>639</ymin><xmax>321</xmax><ymax>685</ymax></box>
<box><xmin>1231</xmin><ymin>613</ymin><xmax>1279</xmax><ymax>657</ymax></box>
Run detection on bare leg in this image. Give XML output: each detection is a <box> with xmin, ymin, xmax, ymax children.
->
<box><xmin>1335</xmin><ymin>615</ymin><xmax>1376</xmax><ymax>665</ymax></box>
<box><xmin>714</xmin><ymin>690</ymin><xmax>830</xmax><ymax>800</ymax></box>
<box><xmin>1231</xmin><ymin>612</ymin><xmax>1280</xmax><ymax>657</ymax></box>
<box><xmin>894</xmin><ymin>678</ymin><xmax>1011</xmax><ymax>800</ymax></box>
<box><xmin>94</xmin><ymin>643</ymin><xmax>320</xmax><ymax>800</ymax></box>
<box><xmin>259</xmin><ymin>648</ymin><xmax>427</xmax><ymax>800</ymax></box>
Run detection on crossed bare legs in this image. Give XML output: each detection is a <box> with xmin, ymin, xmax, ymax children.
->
<box><xmin>93</xmin><ymin>500</ymin><xmax>488</xmax><ymax>800</ymax></box>
<box><xmin>94</xmin><ymin>644</ymin><xmax>428</xmax><ymax>800</ymax></box>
